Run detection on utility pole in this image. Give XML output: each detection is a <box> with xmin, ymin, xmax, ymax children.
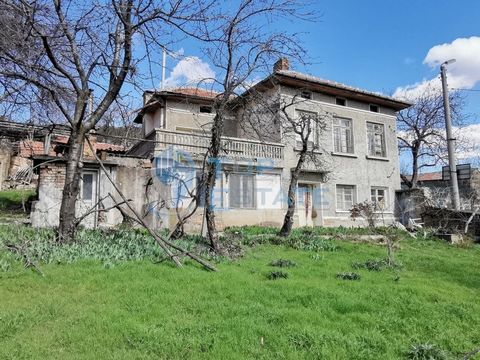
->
<box><xmin>161</xmin><ymin>47</ymin><xmax>167</xmax><ymax>90</ymax></box>
<box><xmin>440</xmin><ymin>59</ymin><xmax>460</xmax><ymax>210</ymax></box>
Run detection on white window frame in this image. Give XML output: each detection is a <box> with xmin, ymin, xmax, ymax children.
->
<box><xmin>80</xmin><ymin>170</ymin><xmax>97</xmax><ymax>201</ymax></box>
<box><xmin>332</xmin><ymin>117</ymin><xmax>354</xmax><ymax>154</ymax></box>
<box><xmin>294</xmin><ymin>109</ymin><xmax>319</xmax><ymax>150</ymax></box>
<box><xmin>366</xmin><ymin>121</ymin><xmax>387</xmax><ymax>158</ymax></box>
<box><xmin>335</xmin><ymin>184</ymin><xmax>356</xmax><ymax>212</ymax></box>
<box><xmin>229</xmin><ymin>173</ymin><xmax>256</xmax><ymax>209</ymax></box>
<box><xmin>370</xmin><ymin>186</ymin><xmax>388</xmax><ymax>210</ymax></box>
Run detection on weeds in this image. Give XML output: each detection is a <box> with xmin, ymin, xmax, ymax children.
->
<box><xmin>266</xmin><ymin>271</ymin><xmax>289</xmax><ymax>280</ymax></box>
<box><xmin>406</xmin><ymin>343</ymin><xmax>450</xmax><ymax>360</ymax></box>
<box><xmin>269</xmin><ymin>259</ymin><xmax>297</xmax><ymax>268</ymax></box>
<box><xmin>336</xmin><ymin>272</ymin><xmax>361</xmax><ymax>280</ymax></box>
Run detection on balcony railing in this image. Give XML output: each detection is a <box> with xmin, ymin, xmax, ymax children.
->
<box><xmin>154</xmin><ymin>128</ymin><xmax>284</xmax><ymax>160</ymax></box>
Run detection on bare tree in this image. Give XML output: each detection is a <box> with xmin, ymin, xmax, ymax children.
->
<box><xmin>198</xmin><ymin>0</ymin><xmax>315</xmax><ymax>252</ymax></box>
<box><xmin>0</xmin><ymin>0</ymin><xmax>209</xmax><ymax>242</ymax></box>
<box><xmin>397</xmin><ymin>86</ymin><xmax>466</xmax><ymax>188</ymax></box>
<box><xmin>278</xmin><ymin>98</ymin><xmax>329</xmax><ymax>237</ymax></box>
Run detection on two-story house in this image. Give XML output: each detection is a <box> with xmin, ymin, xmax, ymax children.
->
<box><xmin>28</xmin><ymin>58</ymin><xmax>410</xmax><ymax>230</ymax></box>
<box><xmin>129</xmin><ymin>58</ymin><xmax>411</xmax><ymax>230</ymax></box>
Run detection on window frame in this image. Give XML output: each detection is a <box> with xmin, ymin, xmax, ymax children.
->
<box><xmin>199</xmin><ymin>105</ymin><xmax>213</xmax><ymax>114</ymax></box>
<box><xmin>370</xmin><ymin>186</ymin><xmax>388</xmax><ymax>210</ymax></box>
<box><xmin>335</xmin><ymin>184</ymin><xmax>356</xmax><ymax>212</ymax></box>
<box><xmin>335</xmin><ymin>97</ymin><xmax>347</xmax><ymax>106</ymax></box>
<box><xmin>228</xmin><ymin>172</ymin><xmax>256</xmax><ymax>209</ymax></box>
<box><xmin>80</xmin><ymin>170</ymin><xmax>97</xmax><ymax>201</ymax></box>
<box><xmin>366</xmin><ymin>121</ymin><xmax>387</xmax><ymax>158</ymax></box>
<box><xmin>332</xmin><ymin>117</ymin><xmax>354</xmax><ymax>154</ymax></box>
<box><xmin>294</xmin><ymin>109</ymin><xmax>319</xmax><ymax>151</ymax></box>
<box><xmin>369</xmin><ymin>104</ymin><xmax>379</xmax><ymax>113</ymax></box>
<box><xmin>300</xmin><ymin>90</ymin><xmax>312</xmax><ymax>99</ymax></box>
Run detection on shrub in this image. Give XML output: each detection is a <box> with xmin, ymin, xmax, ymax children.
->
<box><xmin>266</xmin><ymin>271</ymin><xmax>289</xmax><ymax>280</ymax></box>
<box><xmin>352</xmin><ymin>258</ymin><xmax>388</xmax><ymax>271</ymax></box>
<box><xmin>406</xmin><ymin>343</ymin><xmax>449</xmax><ymax>360</ymax></box>
<box><xmin>336</xmin><ymin>272</ymin><xmax>360</xmax><ymax>280</ymax></box>
<box><xmin>269</xmin><ymin>259</ymin><xmax>297</xmax><ymax>268</ymax></box>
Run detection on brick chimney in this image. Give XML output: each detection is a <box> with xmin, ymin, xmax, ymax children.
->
<box><xmin>273</xmin><ymin>57</ymin><xmax>289</xmax><ymax>72</ymax></box>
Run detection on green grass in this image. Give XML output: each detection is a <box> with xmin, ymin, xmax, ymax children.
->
<box><xmin>0</xmin><ymin>189</ymin><xmax>35</xmax><ymax>210</ymax></box>
<box><xmin>0</xmin><ymin>226</ymin><xmax>479</xmax><ymax>359</ymax></box>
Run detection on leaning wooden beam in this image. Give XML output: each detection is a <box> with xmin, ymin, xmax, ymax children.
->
<box><xmin>85</xmin><ymin>136</ymin><xmax>217</xmax><ymax>272</ymax></box>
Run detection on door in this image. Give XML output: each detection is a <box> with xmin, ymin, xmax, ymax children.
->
<box><xmin>77</xmin><ymin>170</ymin><xmax>98</xmax><ymax>228</ymax></box>
<box><xmin>297</xmin><ymin>184</ymin><xmax>314</xmax><ymax>227</ymax></box>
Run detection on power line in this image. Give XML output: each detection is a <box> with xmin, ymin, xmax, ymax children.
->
<box><xmin>452</xmin><ymin>88</ymin><xmax>480</xmax><ymax>92</ymax></box>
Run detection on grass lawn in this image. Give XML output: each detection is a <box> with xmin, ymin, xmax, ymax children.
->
<box><xmin>0</xmin><ymin>189</ymin><xmax>35</xmax><ymax>222</ymax></box>
<box><xmin>0</xmin><ymin>228</ymin><xmax>479</xmax><ymax>359</ymax></box>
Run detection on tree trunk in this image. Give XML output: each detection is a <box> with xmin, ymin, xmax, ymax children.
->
<box><xmin>57</xmin><ymin>129</ymin><xmax>85</xmax><ymax>243</ymax></box>
<box><xmin>204</xmin><ymin>113</ymin><xmax>223</xmax><ymax>253</ymax></box>
<box><xmin>410</xmin><ymin>145</ymin><xmax>419</xmax><ymax>188</ymax></box>
<box><xmin>279</xmin><ymin>150</ymin><xmax>306</xmax><ymax>237</ymax></box>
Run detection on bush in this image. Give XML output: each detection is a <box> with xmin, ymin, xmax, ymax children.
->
<box><xmin>266</xmin><ymin>271</ymin><xmax>289</xmax><ymax>280</ymax></box>
<box><xmin>336</xmin><ymin>272</ymin><xmax>360</xmax><ymax>281</ymax></box>
<box><xmin>406</xmin><ymin>343</ymin><xmax>449</xmax><ymax>360</ymax></box>
<box><xmin>269</xmin><ymin>259</ymin><xmax>297</xmax><ymax>268</ymax></box>
<box><xmin>352</xmin><ymin>258</ymin><xmax>388</xmax><ymax>271</ymax></box>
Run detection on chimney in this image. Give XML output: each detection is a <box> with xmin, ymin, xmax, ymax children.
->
<box><xmin>273</xmin><ymin>57</ymin><xmax>289</xmax><ymax>73</ymax></box>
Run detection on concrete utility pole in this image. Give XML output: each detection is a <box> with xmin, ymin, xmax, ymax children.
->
<box><xmin>440</xmin><ymin>59</ymin><xmax>460</xmax><ymax>210</ymax></box>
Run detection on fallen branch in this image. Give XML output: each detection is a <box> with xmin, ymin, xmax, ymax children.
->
<box><xmin>85</xmin><ymin>136</ymin><xmax>217</xmax><ymax>271</ymax></box>
<box><xmin>5</xmin><ymin>243</ymin><xmax>44</xmax><ymax>276</ymax></box>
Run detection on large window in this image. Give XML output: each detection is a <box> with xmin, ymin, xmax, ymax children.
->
<box><xmin>371</xmin><ymin>187</ymin><xmax>388</xmax><ymax>210</ymax></box>
<box><xmin>367</xmin><ymin>122</ymin><xmax>386</xmax><ymax>157</ymax></box>
<box><xmin>229</xmin><ymin>173</ymin><xmax>255</xmax><ymax>209</ymax></box>
<box><xmin>295</xmin><ymin>110</ymin><xmax>318</xmax><ymax>150</ymax></box>
<box><xmin>333</xmin><ymin>118</ymin><xmax>354</xmax><ymax>153</ymax></box>
<box><xmin>336</xmin><ymin>185</ymin><xmax>355</xmax><ymax>211</ymax></box>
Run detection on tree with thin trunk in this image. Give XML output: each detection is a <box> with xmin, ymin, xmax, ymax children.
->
<box><xmin>397</xmin><ymin>85</ymin><xmax>466</xmax><ymax>188</ymax></box>
<box><xmin>199</xmin><ymin>0</ymin><xmax>315</xmax><ymax>252</ymax></box>
<box><xmin>0</xmin><ymin>0</ymin><xmax>209</xmax><ymax>242</ymax></box>
<box><xmin>278</xmin><ymin>97</ymin><xmax>329</xmax><ymax>237</ymax></box>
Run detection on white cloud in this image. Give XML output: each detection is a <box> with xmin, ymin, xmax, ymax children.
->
<box><xmin>163</xmin><ymin>56</ymin><xmax>215</xmax><ymax>89</ymax></box>
<box><xmin>394</xmin><ymin>36</ymin><xmax>480</xmax><ymax>100</ymax></box>
<box><xmin>455</xmin><ymin>123</ymin><xmax>480</xmax><ymax>161</ymax></box>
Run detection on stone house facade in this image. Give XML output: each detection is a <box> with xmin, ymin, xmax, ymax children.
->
<box><xmin>127</xmin><ymin>59</ymin><xmax>411</xmax><ymax>231</ymax></box>
<box><xmin>28</xmin><ymin>59</ymin><xmax>410</xmax><ymax>231</ymax></box>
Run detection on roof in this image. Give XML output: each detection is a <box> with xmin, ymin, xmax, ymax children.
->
<box><xmin>247</xmin><ymin>70</ymin><xmax>411</xmax><ymax>111</ymax></box>
<box><xmin>135</xmin><ymin>87</ymin><xmax>220</xmax><ymax>124</ymax></box>
<box><xmin>164</xmin><ymin>87</ymin><xmax>219</xmax><ymax>99</ymax></box>
<box><xmin>417</xmin><ymin>172</ymin><xmax>443</xmax><ymax>181</ymax></box>
<box><xmin>401</xmin><ymin>171</ymin><xmax>443</xmax><ymax>183</ymax></box>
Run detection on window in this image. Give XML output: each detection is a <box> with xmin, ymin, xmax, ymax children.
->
<box><xmin>229</xmin><ymin>173</ymin><xmax>255</xmax><ymax>209</ymax></box>
<box><xmin>336</xmin><ymin>185</ymin><xmax>355</xmax><ymax>211</ymax></box>
<box><xmin>336</xmin><ymin>97</ymin><xmax>346</xmax><ymax>106</ymax></box>
<box><xmin>82</xmin><ymin>173</ymin><xmax>94</xmax><ymax>200</ymax></box>
<box><xmin>371</xmin><ymin>187</ymin><xmax>388</xmax><ymax>210</ymax></box>
<box><xmin>295</xmin><ymin>110</ymin><xmax>318</xmax><ymax>150</ymax></box>
<box><xmin>367</xmin><ymin>122</ymin><xmax>386</xmax><ymax>157</ymax></box>
<box><xmin>200</xmin><ymin>105</ymin><xmax>212</xmax><ymax>113</ymax></box>
<box><xmin>369</xmin><ymin>104</ymin><xmax>379</xmax><ymax>113</ymax></box>
<box><xmin>301</xmin><ymin>91</ymin><xmax>312</xmax><ymax>99</ymax></box>
<box><xmin>333</xmin><ymin>118</ymin><xmax>354</xmax><ymax>153</ymax></box>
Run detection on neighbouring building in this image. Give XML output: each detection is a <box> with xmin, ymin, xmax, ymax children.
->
<box><xmin>400</xmin><ymin>167</ymin><xmax>480</xmax><ymax>210</ymax></box>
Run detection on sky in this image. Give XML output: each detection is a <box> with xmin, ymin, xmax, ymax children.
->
<box><xmin>159</xmin><ymin>0</ymin><xmax>480</xmax><ymax>170</ymax></box>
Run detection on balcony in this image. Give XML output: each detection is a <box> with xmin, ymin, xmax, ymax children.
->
<box><xmin>154</xmin><ymin>128</ymin><xmax>284</xmax><ymax>161</ymax></box>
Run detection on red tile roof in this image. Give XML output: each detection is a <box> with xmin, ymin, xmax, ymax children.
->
<box><xmin>168</xmin><ymin>87</ymin><xmax>219</xmax><ymax>99</ymax></box>
<box><xmin>417</xmin><ymin>172</ymin><xmax>443</xmax><ymax>181</ymax></box>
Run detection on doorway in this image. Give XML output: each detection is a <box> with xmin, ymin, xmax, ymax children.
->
<box><xmin>297</xmin><ymin>183</ymin><xmax>314</xmax><ymax>227</ymax></box>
